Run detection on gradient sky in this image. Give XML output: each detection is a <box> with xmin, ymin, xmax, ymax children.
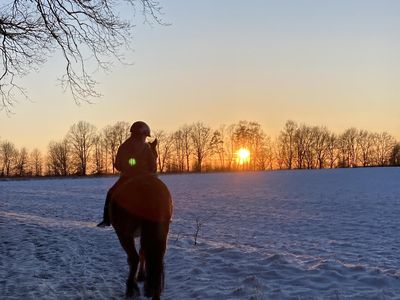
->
<box><xmin>1</xmin><ymin>0</ymin><xmax>400</xmax><ymax>152</ymax></box>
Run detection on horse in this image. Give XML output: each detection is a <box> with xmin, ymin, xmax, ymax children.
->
<box><xmin>110</xmin><ymin>174</ymin><xmax>173</xmax><ymax>299</ymax></box>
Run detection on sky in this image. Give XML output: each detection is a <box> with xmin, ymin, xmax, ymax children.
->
<box><xmin>1</xmin><ymin>0</ymin><xmax>400</xmax><ymax>152</ymax></box>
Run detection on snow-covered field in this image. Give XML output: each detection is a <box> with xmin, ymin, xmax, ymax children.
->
<box><xmin>1</xmin><ymin>168</ymin><xmax>400</xmax><ymax>299</ymax></box>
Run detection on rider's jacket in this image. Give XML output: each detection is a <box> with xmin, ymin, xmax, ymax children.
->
<box><xmin>115</xmin><ymin>137</ymin><xmax>157</xmax><ymax>178</ymax></box>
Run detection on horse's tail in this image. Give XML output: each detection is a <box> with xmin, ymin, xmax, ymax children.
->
<box><xmin>141</xmin><ymin>219</ymin><xmax>170</xmax><ymax>298</ymax></box>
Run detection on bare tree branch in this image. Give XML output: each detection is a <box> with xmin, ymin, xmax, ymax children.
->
<box><xmin>0</xmin><ymin>0</ymin><xmax>163</xmax><ymax>112</ymax></box>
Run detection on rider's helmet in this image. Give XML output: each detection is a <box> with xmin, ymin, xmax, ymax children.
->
<box><xmin>130</xmin><ymin>121</ymin><xmax>151</xmax><ymax>137</ymax></box>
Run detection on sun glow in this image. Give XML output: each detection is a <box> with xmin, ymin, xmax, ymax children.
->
<box><xmin>236</xmin><ymin>148</ymin><xmax>250</xmax><ymax>165</ymax></box>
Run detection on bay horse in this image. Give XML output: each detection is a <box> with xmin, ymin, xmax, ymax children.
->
<box><xmin>110</xmin><ymin>174</ymin><xmax>173</xmax><ymax>299</ymax></box>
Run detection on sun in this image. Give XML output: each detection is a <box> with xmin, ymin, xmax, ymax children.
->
<box><xmin>236</xmin><ymin>148</ymin><xmax>250</xmax><ymax>165</ymax></box>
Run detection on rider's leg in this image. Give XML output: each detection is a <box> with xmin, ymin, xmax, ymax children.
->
<box><xmin>97</xmin><ymin>177</ymin><xmax>126</xmax><ymax>227</ymax></box>
<box><xmin>97</xmin><ymin>189</ymin><xmax>113</xmax><ymax>227</ymax></box>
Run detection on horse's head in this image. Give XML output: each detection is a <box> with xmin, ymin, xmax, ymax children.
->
<box><xmin>149</xmin><ymin>139</ymin><xmax>158</xmax><ymax>158</ymax></box>
<box><xmin>149</xmin><ymin>138</ymin><xmax>158</xmax><ymax>148</ymax></box>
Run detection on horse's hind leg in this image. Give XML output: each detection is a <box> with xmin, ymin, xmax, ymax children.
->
<box><xmin>137</xmin><ymin>248</ymin><xmax>146</xmax><ymax>282</ymax></box>
<box><xmin>141</xmin><ymin>221</ymin><xmax>169</xmax><ymax>300</ymax></box>
<box><xmin>115</xmin><ymin>229</ymin><xmax>140</xmax><ymax>298</ymax></box>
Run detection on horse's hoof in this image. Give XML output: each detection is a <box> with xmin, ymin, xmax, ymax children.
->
<box><xmin>125</xmin><ymin>283</ymin><xmax>140</xmax><ymax>298</ymax></box>
<box><xmin>144</xmin><ymin>286</ymin><xmax>153</xmax><ymax>298</ymax></box>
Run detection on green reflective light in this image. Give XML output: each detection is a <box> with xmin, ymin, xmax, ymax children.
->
<box><xmin>128</xmin><ymin>158</ymin><xmax>136</xmax><ymax>167</ymax></box>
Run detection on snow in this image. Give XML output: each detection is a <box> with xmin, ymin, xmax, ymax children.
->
<box><xmin>1</xmin><ymin>168</ymin><xmax>400</xmax><ymax>299</ymax></box>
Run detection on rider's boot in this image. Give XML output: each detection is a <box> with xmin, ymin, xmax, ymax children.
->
<box><xmin>97</xmin><ymin>194</ymin><xmax>111</xmax><ymax>227</ymax></box>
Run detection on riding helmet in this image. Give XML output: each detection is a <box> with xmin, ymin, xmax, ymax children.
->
<box><xmin>130</xmin><ymin>121</ymin><xmax>151</xmax><ymax>137</ymax></box>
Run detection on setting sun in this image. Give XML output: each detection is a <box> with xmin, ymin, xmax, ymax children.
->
<box><xmin>236</xmin><ymin>148</ymin><xmax>250</xmax><ymax>165</ymax></box>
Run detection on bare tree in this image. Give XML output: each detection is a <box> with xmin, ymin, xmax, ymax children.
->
<box><xmin>103</xmin><ymin>126</ymin><xmax>115</xmax><ymax>173</ymax></box>
<box><xmin>231</xmin><ymin>121</ymin><xmax>269</xmax><ymax>171</ymax></box>
<box><xmin>68</xmin><ymin>121</ymin><xmax>97</xmax><ymax>175</ymax></box>
<box><xmin>0</xmin><ymin>0</ymin><xmax>163</xmax><ymax>111</ymax></box>
<box><xmin>47</xmin><ymin>139</ymin><xmax>70</xmax><ymax>176</ymax></box>
<box><xmin>326</xmin><ymin>132</ymin><xmax>338</xmax><ymax>169</ymax></box>
<box><xmin>277</xmin><ymin>120</ymin><xmax>297</xmax><ymax>169</ymax></box>
<box><xmin>312</xmin><ymin>126</ymin><xmax>330</xmax><ymax>169</ymax></box>
<box><xmin>30</xmin><ymin>148</ymin><xmax>43</xmax><ymax>176</ymax></box>
<box><xmin>15</xmin><ymin>147</ymin><xmax>28</xmax><ymax>176</ymax></box>
<box><xmin>171</xmin><ymin>129</ymin><xmax>185</xmax><ymax>172</ymax></box>
<box><xmin>257</xmin><ymin>135</ymin><xmax>274</xmax><ymax>170</ymax></box>
<box><xmin>211</xmin><ymin>127</ymin><xmax>226</xmax><ymax>171</ymax></box>
<box><xmin>103</xmin><ymin>121</ymin><xmax>130</xmax><ymax>173</ymax></box>
<box><xmin>93</xmin><ymin>133</ymin><xmax>106</xmax><ymax>174</ymax></box>
<box><xmin>338</xmin><ymin>128</ymin><xmax>358</xmax><ymax>168</ymax></box>
<box><xmin>374</xmin><ymin>132</ymin><xmax>395</xmax><ymax>166</ymax></box>
<box><xmin>0</xmin><ymin>140</ymin><xmax>17</xmax><ymax>176</ymax></box>
<box><xmin>181</xmin><ymin>125</ymin><xmax>193</xmax><ymax>172</ymax></box>
<box><xmin>294</xmin><ymin>124</ymin><xmax>312</xmax><ymax>169</ymax></box>
<box><xmin>356</xmin><ymin>130</ymin><xmax>374</xmax><ymax>167</ymax></box>
<box><xmin>390</xmin><ymin>143</ymin><xmax>400</xmax><ymax>166</ymax></box>
<box><xmin>191</xmin><ymin>122</ymin><xmax>214</xmax><ymax>172</ymax></box>
<box><xmin>153</xmin><ymin>129</ymin><xmax>174</xmax><ymax>173</ymax></box>
<box><xmin>224</xmin><ymin>124</ymin><xmax>237</xmax><ymax>170</ymax></box>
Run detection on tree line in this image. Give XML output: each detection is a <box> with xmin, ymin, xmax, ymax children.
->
<box><xmin>1</xmin><ymin>120</ymin><xmax>399</xmax><ymax>177</ymax></box>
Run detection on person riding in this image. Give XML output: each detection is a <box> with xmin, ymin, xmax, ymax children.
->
<box><xmin>97</xmin><ymin>121</ymin><xmax>158</xmax><ymax>227</ymax></box>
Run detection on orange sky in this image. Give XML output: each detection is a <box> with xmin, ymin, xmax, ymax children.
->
<box><xmin>1</xmin><ymin>1</ymin><xmax>399</xmax><ymax>152</ymax></box>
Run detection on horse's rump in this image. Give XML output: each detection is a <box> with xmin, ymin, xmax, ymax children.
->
<box><xmin>111</xmin><ymin>174</ymin><xmax>173</xmax><ymax>223</ymax></box>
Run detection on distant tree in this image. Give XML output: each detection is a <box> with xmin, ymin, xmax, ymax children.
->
<box><xmin>103</xmin><ymin>121</ymin><xmax>130</xmax><ymax>173</ymax></box>
<box><xmin>103</xmin><ymin>126</ymin><xmax>115</xmax><ymax>173</ymax></box>
<box><xmin>0</xmin><ymin>0</ymin><xmax>163</xmax><ymax>111</ymax></box>
<box><xmin>0</xmin><ymin>140</ymin><xmax>17</xmax><ymax>176</ymax></box>
<box><xmin>374</xmin><ymin>132</ymin><xmax>395</xmax><ymax>166</ymax></box>
<box><xmin>326</xmin><ymin>132</ymin><xmax>338</xmax><ymax>169</ymax></box>
<box><xmin>67</xmin><ymin>121</ymin><xmax>97</xmax><ymax>175</ymax></box>
<box><xmin>47</xmin><ymin>139</ymin><xmax>70</xmax><ymax>176</ymax></box>
<box><xmin>232</xmin><ymin>121</ymin><xmax>252</xmax><ymax>150</ymax></box>
<box><xmin>232</xmin><ymin>121</ymin><xmax>267</xmax><ymax>171</ymax></box>
<box><xmin>92</xmin><ymin>133</ymin><xmax>106</xmax><ymax>174</ymax></box>
<box><xmin>191</xmin><ymin>122</ymin><xmax>214</xmax><ymax>172</ymax></box>
<box><xmin>181</xmin><ymin>125</ymin><xmax>193</xmax><ymax>172</ymax></box>
<box><xmin>356</xmin><ymin>130</ymin><xmax>374</xmax><ymax>167</ymax></box>
<box><xmin>275</xmin><ymin>140</ymin><xmax>285</xmax><ymax>170</ymax></box>
<box><xmin>277</xmin><ymin>120</ymin><xmax>297</xmax><ymax>169</ymax></box>
<box><xmin>338</xmin><ymin>128</ymin><xmax>358</xmax><ymax>168</ymax></box>
<box><xmin>153</xmin><ymin>129</ymin><xmax>174</xmax><ymax>173</ymax></box>
<box><xmin>390</xmin><ymin>143</ymin><xmax>400</xmax><ymax>166</ymax></box>
<box><xmin>211</xmin><ymin>127</ymin><xmax>226</xmax><ymax>170</ymax></box>
<box><xmin>113</xmin><ymin>121</ymin><xmax>131</xmax><ymax>146</ymax></box>
<box><xmin>245</xmin><ymin>121</ymin><xmax>270</xmax><ymax>170</ymax></box>
<box><xmin>255</xmin><ymin>135</ymin><xmax>274</xmax><ymax>170</ymax></box>
<box><xmin>171</xmin><ymin>129</ymin><xmax>186</xmax><ymax>172</ymax></box>
<box><xmin>30</xmin><ymin>148</ymin><xmax>43</xmax><ymax>176</ymax></box>
<box><xmin>312</xmin><ymin>126</ymin><xmax>330</xmax><ymax>169</ymax></box>
<box><xmin>15</xmin><ymin>147</ymin><xmax>28</xmax><ymax>176</ymax></box>
<box><xmin>224</xmin><ymin>124</ymin><xmax>237</xmax><ymax>170</ymax></box>
<box><xmin>294</xmin><ymin>124</ymin><xmax>314</xmax><ymax>169</ymax></box>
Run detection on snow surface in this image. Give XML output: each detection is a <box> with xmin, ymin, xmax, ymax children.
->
<box><xmin>1</xmin><ymin>168</ymin><xmax>400</xmax><ymax>299</ymax></box>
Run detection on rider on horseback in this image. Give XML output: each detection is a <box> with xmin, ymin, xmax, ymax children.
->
<box><xmin>97</xmin><ymin>121</ymin><xmax>158</xmax><ymax>227</ymax></box>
